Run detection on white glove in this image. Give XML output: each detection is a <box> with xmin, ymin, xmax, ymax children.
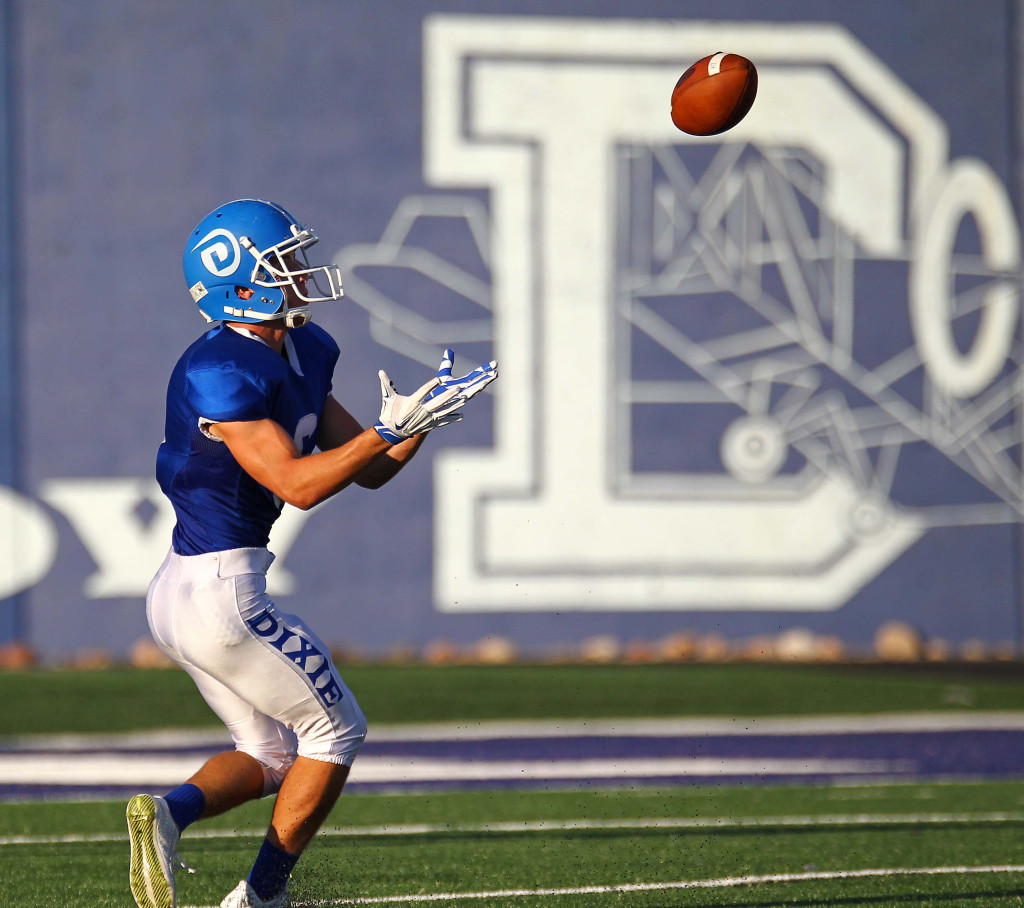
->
<box><xmin>373</xmin><ymin>349</ymin><xmax>499</xmax><ymax>445</ymax></box>
<box><xmin>429</xmin><ymin>348</ymin><xmax>498</xmax><ymax>403</ymax></box>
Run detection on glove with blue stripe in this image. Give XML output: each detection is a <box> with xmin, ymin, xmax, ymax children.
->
<box><xmin>428</xmin><ymin>348</ymin><xmax>498</xmax><ymax>403</ymax></box>
<box><xmin>373</xmin><ymin>348</ymin><xmax>498</xmax><ymax>445</ymax></box>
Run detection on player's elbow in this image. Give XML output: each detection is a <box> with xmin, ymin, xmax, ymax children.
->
<box><xmin>274</xmin><ymin>481</ymin><xmax>323</xmax><ymax>511</ymax></box>
<box><xmin>278</xmin><ymin>477</ymin><xmax>351</xmax><ymax>510</ymax></box>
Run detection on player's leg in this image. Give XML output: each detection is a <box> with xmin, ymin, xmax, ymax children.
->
<box><xmin>130</xmin><ymin>666</ymin><xmax>309</xmax><ymax>908</ymax></box>
<box><xmin>267</xmin><ymin>756</ymin><xmax>350</xmax><ymax>853</ymax></box>
<box><xmin>127</xmin><ymin>745</ymin><xmax>263</xmax><ymax>904</ymax></box>
<box><xmin>129</xmin><ymin>677</ymin><xmax>271</xmax><ymax>846</ymax></box>
<box><xmin>130</xmin><ymin>550</ymin><xmax>305</xmax><ymax>908</ymax></box>
<box><xmin>183</xmin><ymin>751</ymin><xmax>265</xmax><ymax>816</ymax></box>
<box><xmin>219</xmin><ymin>757</ymin><xmax>351</xmax><ymax>908</ymax></box>
<box><xmin>214</xmin><ymin>598</ymin><xmax>366</xmax><ymax>907</ymax></box>
<box><xmin>127</xmin><ymin>747</ymin><xmax>267</xmax><ymax>907</ymax></box>
<box><xmin>142</xmin><ymin>549</ymin><xmax>367</xmax><ymax>907</ymax></box>
<box><xmin>175</xmin><ymin>664</ymin><xmax>293</xmax><ymax>818</ymax></box>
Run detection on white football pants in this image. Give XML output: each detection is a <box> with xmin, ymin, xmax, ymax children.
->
<box><xmin>147</xmin><ymin>547</ymin><xmax>367</xmax><ymax>794</ymax></box>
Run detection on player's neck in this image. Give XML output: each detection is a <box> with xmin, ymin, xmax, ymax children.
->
<box><xmin>226</xmin><ymin>320</ymin><xmax>287</xmax><ymax>355</ymax></box>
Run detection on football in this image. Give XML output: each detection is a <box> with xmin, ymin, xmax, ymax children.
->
<box><xmin>670</xmin><ymin>52</ymin><xmax>758</xmax><ymax>136</ymax></box>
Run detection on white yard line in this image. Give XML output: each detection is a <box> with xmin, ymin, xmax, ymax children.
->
<box><xmin>177</xmin><ymin>864</ymin><xmax>1024</xmax><ymax>906</ymax></box>
<box><xmin>0</xmin><ymin>752</ymin><xmax>914</xmax><ymax>786</ymax></box>
<box><xmin>5</xmin><ymin>810</ymin><xmax>1024</xmax><ymax>847</ymax></box>
<box><xmin>366</xmin><ymin>712</ymin><xmax>1024</xmax><ymax>740</ymax></box>
<box><xmin>7</xmin><ymin>711</ymin><xmax>1024</xmax><ymax>751</ymax></box>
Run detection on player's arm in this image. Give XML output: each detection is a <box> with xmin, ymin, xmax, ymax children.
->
<box><xmin>210</xmin><ymin>417</ymin><xmax>393</xmax><ymax>509</ymax></box>
<box><xmin>210</xmin><ymin>350</ymin><xmax>497</xmax><ymax>508</ymax></box>
<box><xmin>316</xmin><ymin>394</ymin><xmax>425</xmax><ymax>490</ymax></box>
<box><xmin>316</xmin><ymin>349</ymin><xmax>497</xmax><ymax>490</ymax></box>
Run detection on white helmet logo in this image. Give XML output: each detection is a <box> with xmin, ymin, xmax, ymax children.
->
<box><xmin>193</xmin><ymin>228</ymin><xmax>241</xmax><ymax>277</ymax></box>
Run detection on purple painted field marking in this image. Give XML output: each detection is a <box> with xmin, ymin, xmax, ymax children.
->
<box><xmin>2</xmin><ymin>714</ymin><xmax>1024</xmax><ymax>800</ymax></box>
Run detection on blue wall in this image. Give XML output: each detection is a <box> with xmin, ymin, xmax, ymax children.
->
<box><xmin>0</xmin><ymin>0</ymin><xmax>18</xmax><ymax>641</ymax></box>
<box><xmin>1</xmin><ymin>0</ymin><xmax>1022</xmax><ymax>660</ymax></box>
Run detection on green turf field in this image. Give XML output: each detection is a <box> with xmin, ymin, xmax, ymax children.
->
<box><xmin>4</xmin><ymin>663</ymin><xmax>1024</xmax><ymax>906</ymax></box>
<box><xmin>4</xmin><ymin>661</ymin><xmax>1024</xmax><ymax>735</ymax></box>
<box><xmin>4</xmin><ymin>782</ymin><xmax>1024</xmax><ymax>906</ymax></box>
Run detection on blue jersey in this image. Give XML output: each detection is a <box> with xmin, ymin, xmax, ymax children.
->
<box><xmin>157</xmin><ymin>323</ymin><xmax>340</xmax><ymax>555</ymax></box>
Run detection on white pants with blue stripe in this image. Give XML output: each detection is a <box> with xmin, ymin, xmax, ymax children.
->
<box><xmin>147</xmin><ymin>547</ymin><xmax>367</xmax><ymax>793</ymax></box>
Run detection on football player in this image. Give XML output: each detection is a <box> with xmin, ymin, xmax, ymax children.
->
<box><xmin>126</xmin><ymin>199</ymin><xmax>497</xmax><ymax>908</ymax></box>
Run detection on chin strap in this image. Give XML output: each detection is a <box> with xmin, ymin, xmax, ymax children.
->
<box><xmin>283</xmin><ymin>307</ymin><xmax>311</xmax><ymax>328</ymax></box>
<box><xmin>219</xmin><ymin>305</ymin><xmax>310</xmax><ymax>328</ymax></box>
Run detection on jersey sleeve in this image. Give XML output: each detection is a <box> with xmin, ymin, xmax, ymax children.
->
<box><xmin>184</xmin><ymin>366</ymin><xmax>272</xmax><ymax>423</ymax></box>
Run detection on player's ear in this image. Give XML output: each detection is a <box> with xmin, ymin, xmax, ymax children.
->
<box><xmin>235</xmin><ymin>286</ymin><xmax>255</xmax><ymax>300</ymax></box>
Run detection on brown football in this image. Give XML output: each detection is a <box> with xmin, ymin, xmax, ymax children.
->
<box><xmin>670</xmin><ymin>52</ymin><xmax>758</xmax><ymax>136</ymax></box>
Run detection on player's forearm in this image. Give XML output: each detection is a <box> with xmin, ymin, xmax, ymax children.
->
<box><xmin>275</xmin><ymin>428</ymin><xmax>393</xmax><ymax>509</ymax></box>
<box><xmin>355</xmin><ymin>434</ymin><xmax>425</xmax><ymax>489</ymax></box>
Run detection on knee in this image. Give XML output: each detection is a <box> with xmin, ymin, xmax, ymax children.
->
<box><xmin>237</xmin><ymin>742</ymin><xmax>298</xmax><ymax>796</ymax></box>
<box><xmin>345</xmin><ymin>715</ymin><xmax>368</xmax><ymax>762</ymax></box>
<box><xmin>297</xmin><ymin>710</ymin><xmax>367</xmax><ymax>767</ymax></box>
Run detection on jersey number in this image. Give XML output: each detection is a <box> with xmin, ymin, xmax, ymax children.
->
<box><xmin>273</xmin><ymin>413</ymin><xmax>318</xmax><ymax>511</ymax></box>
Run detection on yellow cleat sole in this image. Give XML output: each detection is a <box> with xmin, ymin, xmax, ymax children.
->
<box><xmin>127</xmin><ymin>794</ymin><xmax>174</xmax><ymax>908</ymax></box>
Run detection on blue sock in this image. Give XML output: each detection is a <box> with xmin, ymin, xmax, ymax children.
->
<box><xmin>163</xmin><ymin>783</ymin><xmax>205</xmax><ymax>832</ymax></box>
<box><xmin>248</xmin><ymin>837</ymin><xmax>299</xmax><ymax>900</ymax></box>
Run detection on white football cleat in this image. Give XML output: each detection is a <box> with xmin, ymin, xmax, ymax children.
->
<box><xmin>126</xmin><ymin>794</ymin><xmax>184</xmax><ymax>908</ymax></box>
<box><xmin>220</xmin><ymin>880</ymin><xmax>291</xmax><ymax>908</ymax></box>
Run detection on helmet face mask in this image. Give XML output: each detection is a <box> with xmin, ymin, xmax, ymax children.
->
<box><xmin>184</xmin><ymin>200</ymin><xmax>344</xmax><ymax>326</ymax></box>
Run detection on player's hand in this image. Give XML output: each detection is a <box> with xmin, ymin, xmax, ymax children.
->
<box><xmin>373</xmin><ymin>371</ymin><xmax>464</xmax><ymax>444</ymax></box>
<box><xmin>428</xmin><ymin>348</ymin><xmax>498</xmax><ymax>403</ymax></box>
<box><xmin>373</xmin><ymin>349</ymin><xmax>499</xmax><ymax>445</ymax></box>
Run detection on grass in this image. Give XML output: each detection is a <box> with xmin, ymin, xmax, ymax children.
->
<box><xmin>3</xmin><ymin>661</ymin><xmax>1024</xmax><ymax>735</ymax></box>
<box><xmin>5</xmin><ymin>663</ymin><xmax>1024</xmax><ymax>905</ymax></box>
<box><xmin>4</xmin><ymin>783</ymin><xmax>1024</xmax><ymax>905</ymax></box>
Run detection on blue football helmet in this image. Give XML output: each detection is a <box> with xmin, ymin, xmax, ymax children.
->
<box><xmin>183</xmin><ymin>199</ymin><xmax>344</xmax><ymax>327</ymax></box>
